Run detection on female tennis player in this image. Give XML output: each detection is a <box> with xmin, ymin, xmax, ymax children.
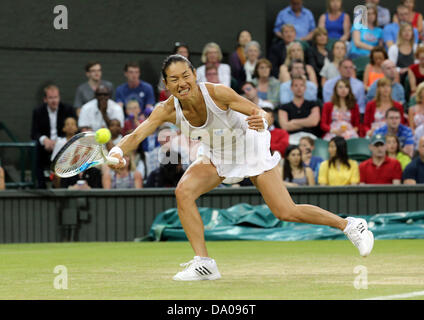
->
<box><xmin>108</xmin><ymin>55</ymin><xmax>374</xmax><ymax>281</ymax></box>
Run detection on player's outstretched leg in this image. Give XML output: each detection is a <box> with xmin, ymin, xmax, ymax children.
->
<box><xmin>250</xmin><ymin>166</ymin><xmax>374</xmax><ymax>257</ymax></box>
<box><xmin>172</xmin><ymin>157</ymin><xmax>224</xmax><ymax>281</ymax></box>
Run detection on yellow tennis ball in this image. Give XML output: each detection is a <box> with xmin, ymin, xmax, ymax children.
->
<box><xmin>95</xmin><ymin>128</ymin><xmax>111</xmax><ymax>144</ymax></box>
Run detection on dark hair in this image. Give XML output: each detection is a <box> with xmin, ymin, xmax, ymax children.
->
<box><xmin>370</xmin><ymin>46</ymin><xmax>388</xmax><ymax>65</ymax></box>
<box><xmin>124</xmin><ymin>62</ymin><xmax>140</xmax><ymax>72</ymax></box>
<box><xmin>236</xmin><ymin>30</ymin><xmax>251</xmax><ymax>45</ymax></box>
<box><xmin>329</xmin><ymin>136</ymin><xmax>351</xmax><ymax>169</ymax></box>
<box><xmin>173</xmin><ymin>42</ymin><xmax>190</xmax><ymax>59</ymax></box>
<box><xmin>241</xmin><ymin>81</ymin><xmax>257</xmax><ymax>89</ymax></box>
<box><xmin>288</xmin><ymin>59</ymin><xmax>305</xmax><ymax>73</ymax></box>
<box><xmin>385</xmin><ymin>107</ymin><xmax>401</xmax><ymax>118</ymax></box>
<box><xmin>85</xmin><ymin>61</ymin><xmax>101</xmax><ymax>72</ymax></box>
<box><xmin>161</xmin><ymin>54</ymin><xmax>195</xmax><ymax>83</ymax></box>
<box><xmin>385</xmin><ymin>134</ymin><xmax>401</xmax><ymax>153</ymax></box>
<box><xmin>253</xmin><ymin>58</ymin><xmax>272</xmax><ymax>79</ymax></box>
<box><xmin>283</xmin><ymin>145</ymin><xmax>304</xmax><ymax>182</ymax></box>
<box><xmin>262</xmin><ymin>107</ymin><xmax>273</xmax><ymax>113</ymax></box>
<box><xmin>339</xmin><ymin>57</ymin><xmax>354</xmax><ymax>68</ymax></box>
<box><xmin>331</xmin><ymin>79</ymin><xmax>357</xmax><ymax>110</ymax></box>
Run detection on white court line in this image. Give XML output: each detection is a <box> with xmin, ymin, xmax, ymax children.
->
<box><xmin>363</xmin><ymin>290</ymin><xmax>424</xmax><ymax>300</ymax></box>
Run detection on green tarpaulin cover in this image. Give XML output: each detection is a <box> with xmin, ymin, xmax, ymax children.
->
<box><xmin>144</xmin><ymin>203</ymin><xmax>424</xmax><ymax>241</ymax></box>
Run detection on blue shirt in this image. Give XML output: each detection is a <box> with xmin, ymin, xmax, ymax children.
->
<box><xmin>306</xmin><ymin>156</ymin><xmax>323</xmax><ymax>183</ymax></box>
<box><xmin>349</xmin><ymin>25</ymin><xmax>383</xmax><ymax>57</ymax></box>
<box><xmin>383</xmin><ymin>23</ymin><xmax>419</xmax><ymax>49</ymax></box>
<box><xmin>402</xmin><ymin>157</ymin><xmax>424</xmax><ymax>183</ymax></box>
<box><xmin>273</xmin><ymin>6</ymin><xmax>316</xmax><ymax>39</ymax></box>
<box><xmin>366</xmin><ymin>81</ymin><xmax>405</xmax><ymax>104</ymax></box>
<box><xmin>280</xmin><ymin>81</ymin><xmax>317</xmax><ymax>105</ymax></box>
<box><xmin>115</xmin><ymin>81</ymin><xmax>155</xmax><ymax>113</ymax></box>
<box><xmin>323</xmin><ymin>76</ymin><xmax>366</xmax><ymax>113</ymax></box>
<box><xmin>374</xmin><ymin>124</ymin><xmax>414</xmax><ymax>147</ymax></box>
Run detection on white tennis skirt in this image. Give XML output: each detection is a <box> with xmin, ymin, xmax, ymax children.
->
<box><xmin>197</xmin><ymin>129</ymin><xmax>281</xmax><ymax>184</ymax></box>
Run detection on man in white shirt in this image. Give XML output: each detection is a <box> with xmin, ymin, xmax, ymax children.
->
<box><xmin>78</xmin><ymin>84</ymin><xmax>124</xmax><ymax>132</ymax></box>
<box><xmin>30</xmin><ymin>85</ymin><xmax>76</xmax><ymax>188</ymax></box>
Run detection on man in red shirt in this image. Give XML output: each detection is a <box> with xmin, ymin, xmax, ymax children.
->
<box><xmin>263</xmin><ymin>107</ymin><xmax>289</xmax><ymax>157</ymax></box>
<box><xmin>359</xmin><ymin>134</ymin><xmax>402</xmax><ymax>184</ymax></box>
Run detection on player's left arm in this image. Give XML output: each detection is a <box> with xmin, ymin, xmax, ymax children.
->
<box><xmin>211</xmin><ymin>84</ymin><xmax>271</xmax><ymax>131</ymax></box>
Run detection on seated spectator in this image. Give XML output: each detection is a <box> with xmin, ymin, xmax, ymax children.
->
<box><xmin>309</xmin><ymin>27</ymin><xmax>331</xmax><ymax>87</ymax></box>
<box><xmin>359</xmin><ymin>133</ymin><xmax>402</xmax><ymax>184</ymax></box>
<box><xmin>278</xmin><ymin>75</ymin><xmax>321</xmax><ymax>143</ymax></box>
<box><xmin>366</xmin><ymin>60</ymin><xmax>405</xmax><ymax>104</ymax></box>
<box><xmin>408</xmin><ymin>82</ymin><xmax>424</xmax><ymax>132</ymax></box>
<box><xmin>364</xmin><ymin>78</ymin><xmax>406</xmax><ymax>137</ymax></box>
<box><xmin>349</xmin><ymin>3</ymin><xmax>383</xmax><ymax>59</ymax></box>
<box><xmin>74</xmin><ymin>61</ymin><xmax>113</xmax><ymax>115</ymax></box>
<box><xmin>50</xmin><ymin>116</ymin><xmax>79</xmax><ymax>162</ymax></box>
<box><xmin>299</xmin><ymin>136</ymin><xmax>323</xmax><ymax>181</ymax></box>
<box><xmin>388</xmin><ymin>23</ymin><xmax>418</xmax><ymax>83</ymax></box>
<box><xmin>282</xmin><ymin>145</ymin><xmax>315</xmax><ymax>186</ymax></box>
<box><xmin>323</xmin><ymin>58</ymin><xmax>366</xmax><ymax>114</ymax></box>
<box><xmin>318</xmin><ymin>0</ymin><xmax>351</xmax><ymax>41</ymax></box>
<box><xmin>102</xmin><ymin>153</ymin><xmax>143</xmax><ymax>189</ymax></box>
<box><xmin>229</xmin><ymin>30</ymin><xmax>252</xmax><ymax>90</ymax></box>
<box><xmin>78</xmin><ymin>84</ymin><xmax>124</xmax><ymax>132</ymax></box>
<box><xmin>318</xmin><ymin>136</ymin><xmax>360</xmax><ymax>185</ymax></box>
<box><xmin>50</xmin><ymin>116</ymin><xmax>78</xmax><ymax>188</ymax></box>
<box><xmin>268</xmin><ymin>24</ymin><xmax>297</xmax><ymax>78</ymax></box>
<box><xmin>122</xmin><ymin>100</ymin><xmax>144</xmax><ymax>136</ymax></box>
<box><xmin>321</xmin><ymin>79</ymin><xmax>360</xmax><ymax>141</ymax></box>
<box><xmin>386</xmin><ymin>133</ymin><xmax>411</xmax><ymax>171</ymax></box>
<box><xmin>241</xmin><ymin>82</ymin><xmax>274</xmax><ymax>109</ymax></box>
<box><xmin>0</xmin><ymin>166</ymin><xmax>5</xmax><ymax>190</ymax></box>
<box><xmin>205</xmin><ymin>64</ymin><xmax>220</xmax><ymax>84</ymax></box>
<box><xmin>407</xmin><ymin>46</ymin><xmax>424</xmax><ymax>97</ymax></box>
<box><xmin>280</xmin><ymin>60</ymin><xmax>318</xmax><ymax>105</ymax></box>
<box><xmin>374</xmin><ymin>107</ymin><xmax>414</xmax><ymax>158</ymax></box>
<box><xmin>383</xmin><ymin>4</ymin><xmax>420</xmax><ymax>49</ymax></box>
<box><xmin>196</xmin><ymin>42</ymin><xmax>231</xmax><ymax>87</ymax></box>
<box><xmin>273</xmin><ymin>0</ymin><xmax>316</xmax><ymax>41</ymax></box>
<box><xmin>158</xmin><ymin>42</ymin><xmax>191</xmax><ymax>101</ymax></box>
<box><xmin>414</xmin><ymin>123</ymin><xmax>424</xmax><ymax>151</ymax></box>
<box><xmin>363</xmin><ymin>46</ymin><xmax>388</xmax><ymax>91</ymax></box>
<box><xmin>145</xmin><ymin>151</ymin><xmax>185</xmax><ymax>188</ymax></box>
<box><xmin>30</xmin><ymin>85</ymin><xmax>76</xmax><ymax>188</ymax></box>
<box><xmin>279</xmin><ymin>41</ymin><xmax>317</xmax><ymax>85</ymax></box>
<box><xmin>403</xmin><ymin>135</ymin><xmax>424</xmax><ymax>184</ymax></box>
<box><xmin>243</xmin><ymin>41</ymin><xmax>261</xmax><ymax>82</ymax></box>
<box><xmin>392</xmin><ymin>0</ymin><xmax>423</xmax><ymax>36</ymax></box>
<box><xmin>251</xmin><ymin>58</ymin><xmax>281</xmax><ymax>108</ymax></box>
<box><xmin>263</xmin><ymin>107</ymin><xmax>290</xmax><ymax>156</ymax></box>
<box><xmin>115</xmin><ymin>62</ymin><xmax>155</xmax><ymax>117</ymax></box>
<box><xmin>108</xmin><ymin>119</ymin><xmax>123</xmax><ymax>146</ymax></box>
<box><xmin>320</xmin><ymin>40</ymin><xmax>348</xmax><ymax>87</ymax></box>
<box><xmin>365</xmin><ymin>0</ymin><xmax>390</xmax><ymax>28</ymax></box>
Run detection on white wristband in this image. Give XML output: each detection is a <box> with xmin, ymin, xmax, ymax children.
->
<box><xmin>109</xmin><ymin>146</ymin><xmax>123</xmax><ymax>157</ymax></box>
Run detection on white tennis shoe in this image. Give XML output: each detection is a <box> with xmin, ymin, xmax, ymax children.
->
<box><xmin>344</xmin><ymin>217</ymin><xmax>374</xmax><ymax>257</ymax></box>
<box><xmin>173</xmin><ymin>256</ymin><xmax>221</xmax><ymax>281</ymax></box>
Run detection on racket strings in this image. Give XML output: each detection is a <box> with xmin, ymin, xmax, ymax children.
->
<box><xmin>54</xmin><ymin>135</ymin><xmax>103</xmax><ymax>177</ymax></box>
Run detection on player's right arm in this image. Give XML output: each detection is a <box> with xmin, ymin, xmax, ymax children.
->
<box><xmin>108</xmin><ymin>99</ymin><xmax>176</xmax><ymax>169</ymax></box>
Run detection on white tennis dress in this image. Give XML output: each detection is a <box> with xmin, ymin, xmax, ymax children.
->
<box><xmin>173</xmin><ymin>82</ymin><xmax>280</xmax><ymax>184</ymax></box>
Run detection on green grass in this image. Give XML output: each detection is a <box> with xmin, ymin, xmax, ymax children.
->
<box><xmin>0</xmin><ymin>240</ymin><xmax>423</xmax><ymax>300</ymax></box>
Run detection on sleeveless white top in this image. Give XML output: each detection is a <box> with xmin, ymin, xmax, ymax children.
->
<box><xmin>173</xmin><ymin>82</ymin><xmax>280</xmax><ymax>183</ymax></box>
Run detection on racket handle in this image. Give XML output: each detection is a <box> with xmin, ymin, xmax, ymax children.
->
<box><xmin>106</xmin><ymin>156</ymin><xmax>126</xmax><ymax>166</ymax></box>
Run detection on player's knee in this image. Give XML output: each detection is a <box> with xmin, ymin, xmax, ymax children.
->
<box><xmin>175</xmin><ymin>182</ymin><xmax>195</xmax><ymax>203</ymax></box>
<box><xmin>274</xmin><ymin>204</ymin><xmax>300</xmax><ymax>222</ymax></box>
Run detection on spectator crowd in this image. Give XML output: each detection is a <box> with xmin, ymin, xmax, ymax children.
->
<box><xmin>6</xmin><ymin>0</ymin><xmax>423</xmax><ymax>190</ymax></box>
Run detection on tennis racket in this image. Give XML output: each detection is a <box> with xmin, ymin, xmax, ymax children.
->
<box><xmin>51</xmin><ymin>132</ymin><xmax>121</xmax><ymax>178</ymax></box>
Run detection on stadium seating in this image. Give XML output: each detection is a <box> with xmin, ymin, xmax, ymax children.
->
<box><xmin>352</xmin><ymin>56</ymin><xmax>369</xmax><ymax>81</ymax></box>
<box><xmin>312</xmin><ymin>138</ymin><xmax>329</xmax><ymax>160</ymax></box>
<box><xmin>347</xmin><ymin>138</ymin><xmax>371</xmax><ymax>162</ymax></box>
